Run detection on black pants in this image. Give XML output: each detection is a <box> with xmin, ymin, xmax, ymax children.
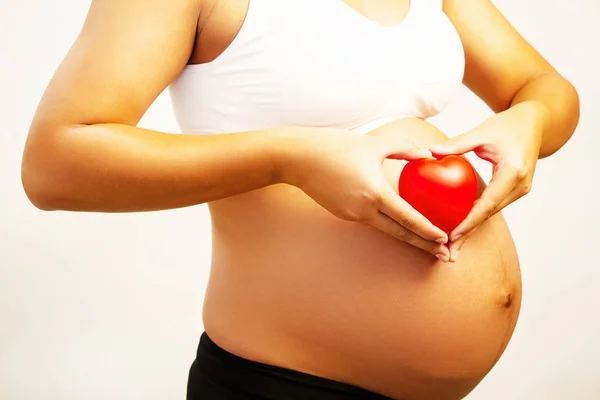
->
<box><xmin>186</xmin><ymin>331</ymin><xmax>393</xmax><ymax>400</ymax></box>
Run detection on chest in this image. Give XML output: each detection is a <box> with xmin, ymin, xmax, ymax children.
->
<box><xmin>170</xmin><ymin>0</ymin><xmax>465</xmax><ymax>133</ymax></box>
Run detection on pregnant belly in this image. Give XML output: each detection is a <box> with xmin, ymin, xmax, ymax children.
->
<box><xmin>202</xmin><ymin>117</ymin><xmax>522</xmax><ymax>400</ymax></box>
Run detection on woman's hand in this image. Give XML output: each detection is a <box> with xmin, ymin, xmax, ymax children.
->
<box><xmin>274</xmin><ymin>127</ymin><xmax>451</xmax><ymax>261</ymax></box>
<box><xmin>430</xmin><ymin>103</ymin><xmax>544</xmax><ymax>261</ymax></box>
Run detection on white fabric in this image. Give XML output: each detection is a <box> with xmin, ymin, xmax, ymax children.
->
<box><xmin>168</xmin><ymin>0</ymin><xmax>464</xmax><ymax>134</ymax></box>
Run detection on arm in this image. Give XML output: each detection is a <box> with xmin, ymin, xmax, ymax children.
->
<box><xmin>430</xmin><ymin>0</ymin><xmax>580</xmax><ymax>259</ymax></box>
<box><xmin>444</xmin><ymin>0</ymin><xmax>580</xmax><ymax>158</ymax></box>
<box><xmin>20</xmin><ymin>0</ymin><xmax>449</xmax><ymax>254</ymax></box>
<box><xmin>21</xmin><ymin>0</ymin><xmax>285</xmax><ymax>212</ymax></box>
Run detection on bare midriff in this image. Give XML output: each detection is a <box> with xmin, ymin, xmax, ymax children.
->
<box><xmin>202</xmin><ymin>117</ymin><xmax>522</xmax><ymax>400</ymax></box>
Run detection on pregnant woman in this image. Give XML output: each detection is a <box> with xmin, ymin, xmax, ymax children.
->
<box><xmin>21</xmin><ymin>0</ymin><xmax>579</xmax><ymax>399</ymax></box>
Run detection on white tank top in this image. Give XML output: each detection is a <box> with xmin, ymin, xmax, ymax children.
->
<box><xmin>169</xmin><ymin>0</ymin><xmax>465</xmax><ymax>135</ymax></box>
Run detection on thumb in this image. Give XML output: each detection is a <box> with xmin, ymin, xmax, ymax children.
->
<box><xmin>430</xmin><ymin>130</ymin><xmax>482</xmax><ymax>156</ymax></box>
<box><xmin>383</xmin><ymin>140</ymin><xmax>432</xmax><ymax>161</ymax></box>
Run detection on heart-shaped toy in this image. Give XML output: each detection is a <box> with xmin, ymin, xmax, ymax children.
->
<box><xmin>398</xmin><ymin>155</ymin><xmax>478</xmax><ymax>234</ymax></box>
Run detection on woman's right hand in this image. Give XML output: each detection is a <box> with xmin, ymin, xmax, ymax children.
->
<box><xmin>273</xmin><ymin>127</ymin><xmax>450</xmax><ymax>260</ymax></box>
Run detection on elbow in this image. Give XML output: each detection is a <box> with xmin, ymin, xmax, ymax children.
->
<box><xmin>21</xmin><ymin>182</ymin><xmax>58</xmax><ymax>212</ymax></box>
<box><xmin>21</xmin><ymin>157</ymin><xmax>59</xmax><ymax>212</ymax></box>
<box><xmin>533</xmin><ymin>73</ymin><xmax>581</xmax><ymax>159</ymax></box>
<box><xmin>21</xmin><ymin>128</ymin><xmax>68</xmax><ymax>212</ymax></box>
<box><xmin>23</xmin><ymin>193</ymin><xmax>57</xmax><ymax>212</ymax></box>
<box><xmin>556</xmin><ymin>73</ymin><xmax>581</xmax><ymax>138</ymax></box>
<box><xmin>568</xmin><ymin>78</ymin><xmax>581</xmax><ymax>134</ymax></box>
<box><xmin>548</xmin><ymin>77</ymin><xmax>581</xmax><ymax>157</ymax></box>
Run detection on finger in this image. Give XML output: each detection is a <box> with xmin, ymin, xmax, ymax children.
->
<box><xmin>368</xmin><ymin>211</ymin><xmax>450</xmax><ymax>261</ymax></box>
<box><xmin>449</xmin><ymin>166</ymin><xmax>517</xmax><ymax>241</ymax></box>
<box><xmin>495</xmin><ymin>181</ymin><xmax>532</xmax><ymax>211</ymax></box>
<box><xmin>379</xmin><ymin>185</ymin><xmax>448</xmax><ymax>243</ymax></box>
<box><xmin>448</xmin><ymin>225</ymin><xmax>480</xmax><ymax>263</ymax></box>
<box><xmin>379</xmin><ymin>139</ymin><xmax>433</xmax><ymax>161</ymax></box>
<box><xmin>429</xmin><ymin>130</ymin><xmax>484</xmax><ymax>156</ymax></box>
<box><xmin>449</xmin><ymin>179</ymin><xmax>525</xmax><ymax>261</ymax></box>
<box><xmin>450</xmin><ymin>179</ymin><xmax>532</xmax><ymax>261</ymax></box>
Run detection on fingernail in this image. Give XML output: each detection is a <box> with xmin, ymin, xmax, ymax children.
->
<box><xmin>436</xmin><ymin>237</ymin><xmax>448</xmax><ymax>244</ymax></box>
<box><xmin>450</xmin><ymin>250</ymin><xmax>460</xmax><ymax>263</ymax></box>
<box><xmin>436</xmin><ymin>253</ymin><xmax>449</xmax><ymax>263</ymax></box>
<box><xmin>451</xmin><ymin>234</ymin><xmax>462</xmax><ymax>242</ymax></box>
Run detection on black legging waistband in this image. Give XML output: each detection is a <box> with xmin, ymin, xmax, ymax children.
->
<box><xmin>186</xmin><ymin>331</ymin><xmax>393</xmax><ymax>400</ymax></box>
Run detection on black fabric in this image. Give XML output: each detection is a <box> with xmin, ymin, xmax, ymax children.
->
<box><xmin>186</xmin><ymin>331</ymin><xmax>393</xmax><ymax>400</ymax></box>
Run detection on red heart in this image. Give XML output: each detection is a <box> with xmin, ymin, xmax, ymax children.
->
<box><xmin>398</xmin><ymin>155</ymin><xmax>478</xmax><ymax>234</ymax></box>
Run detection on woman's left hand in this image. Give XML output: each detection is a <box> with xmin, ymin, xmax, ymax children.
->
<box><xmin>429</xmin><ymin>103</ymin><xmax>545</xmax><ymax>262</ymax></box>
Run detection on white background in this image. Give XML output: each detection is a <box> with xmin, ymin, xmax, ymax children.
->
<box><xmin>1</xmin><ymin>0</ymin><xmax>599</xmax><ymax>399</ymax></box>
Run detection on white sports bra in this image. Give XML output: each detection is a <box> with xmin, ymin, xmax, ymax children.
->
<box><xmin>169</xmin><ymin>0</ymin><xmax>465</xmax><ymax>135</ymax></box>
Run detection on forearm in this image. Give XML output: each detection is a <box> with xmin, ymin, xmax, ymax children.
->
<box><xmin>21</xmin><ymin>123</ymin><xmax>292</xmax><ymax>212</ymax></box>
<box><xmin>509</xmin><ymin>71</ymin><xmax>580</xmax><ymax>158</ymax></box>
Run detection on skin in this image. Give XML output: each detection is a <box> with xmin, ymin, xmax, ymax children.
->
<box><xmin>21</xmin><ymin>0</ymin><xmax>579</xmax><ymax>398</ymax></box>
<box><xmin>203</xmin><ymin>116</ymin><xmax>522</xmax><ymax>399</ymax></box>
<box><xmin>21</xmin><ymin>0</ymin><xmax>449</xmax><ymax>257</ymax></box>
<box><xmin>435</xmin><ymin>0</ymin><xmax>580</xmax><ymax>260</ymax></box>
